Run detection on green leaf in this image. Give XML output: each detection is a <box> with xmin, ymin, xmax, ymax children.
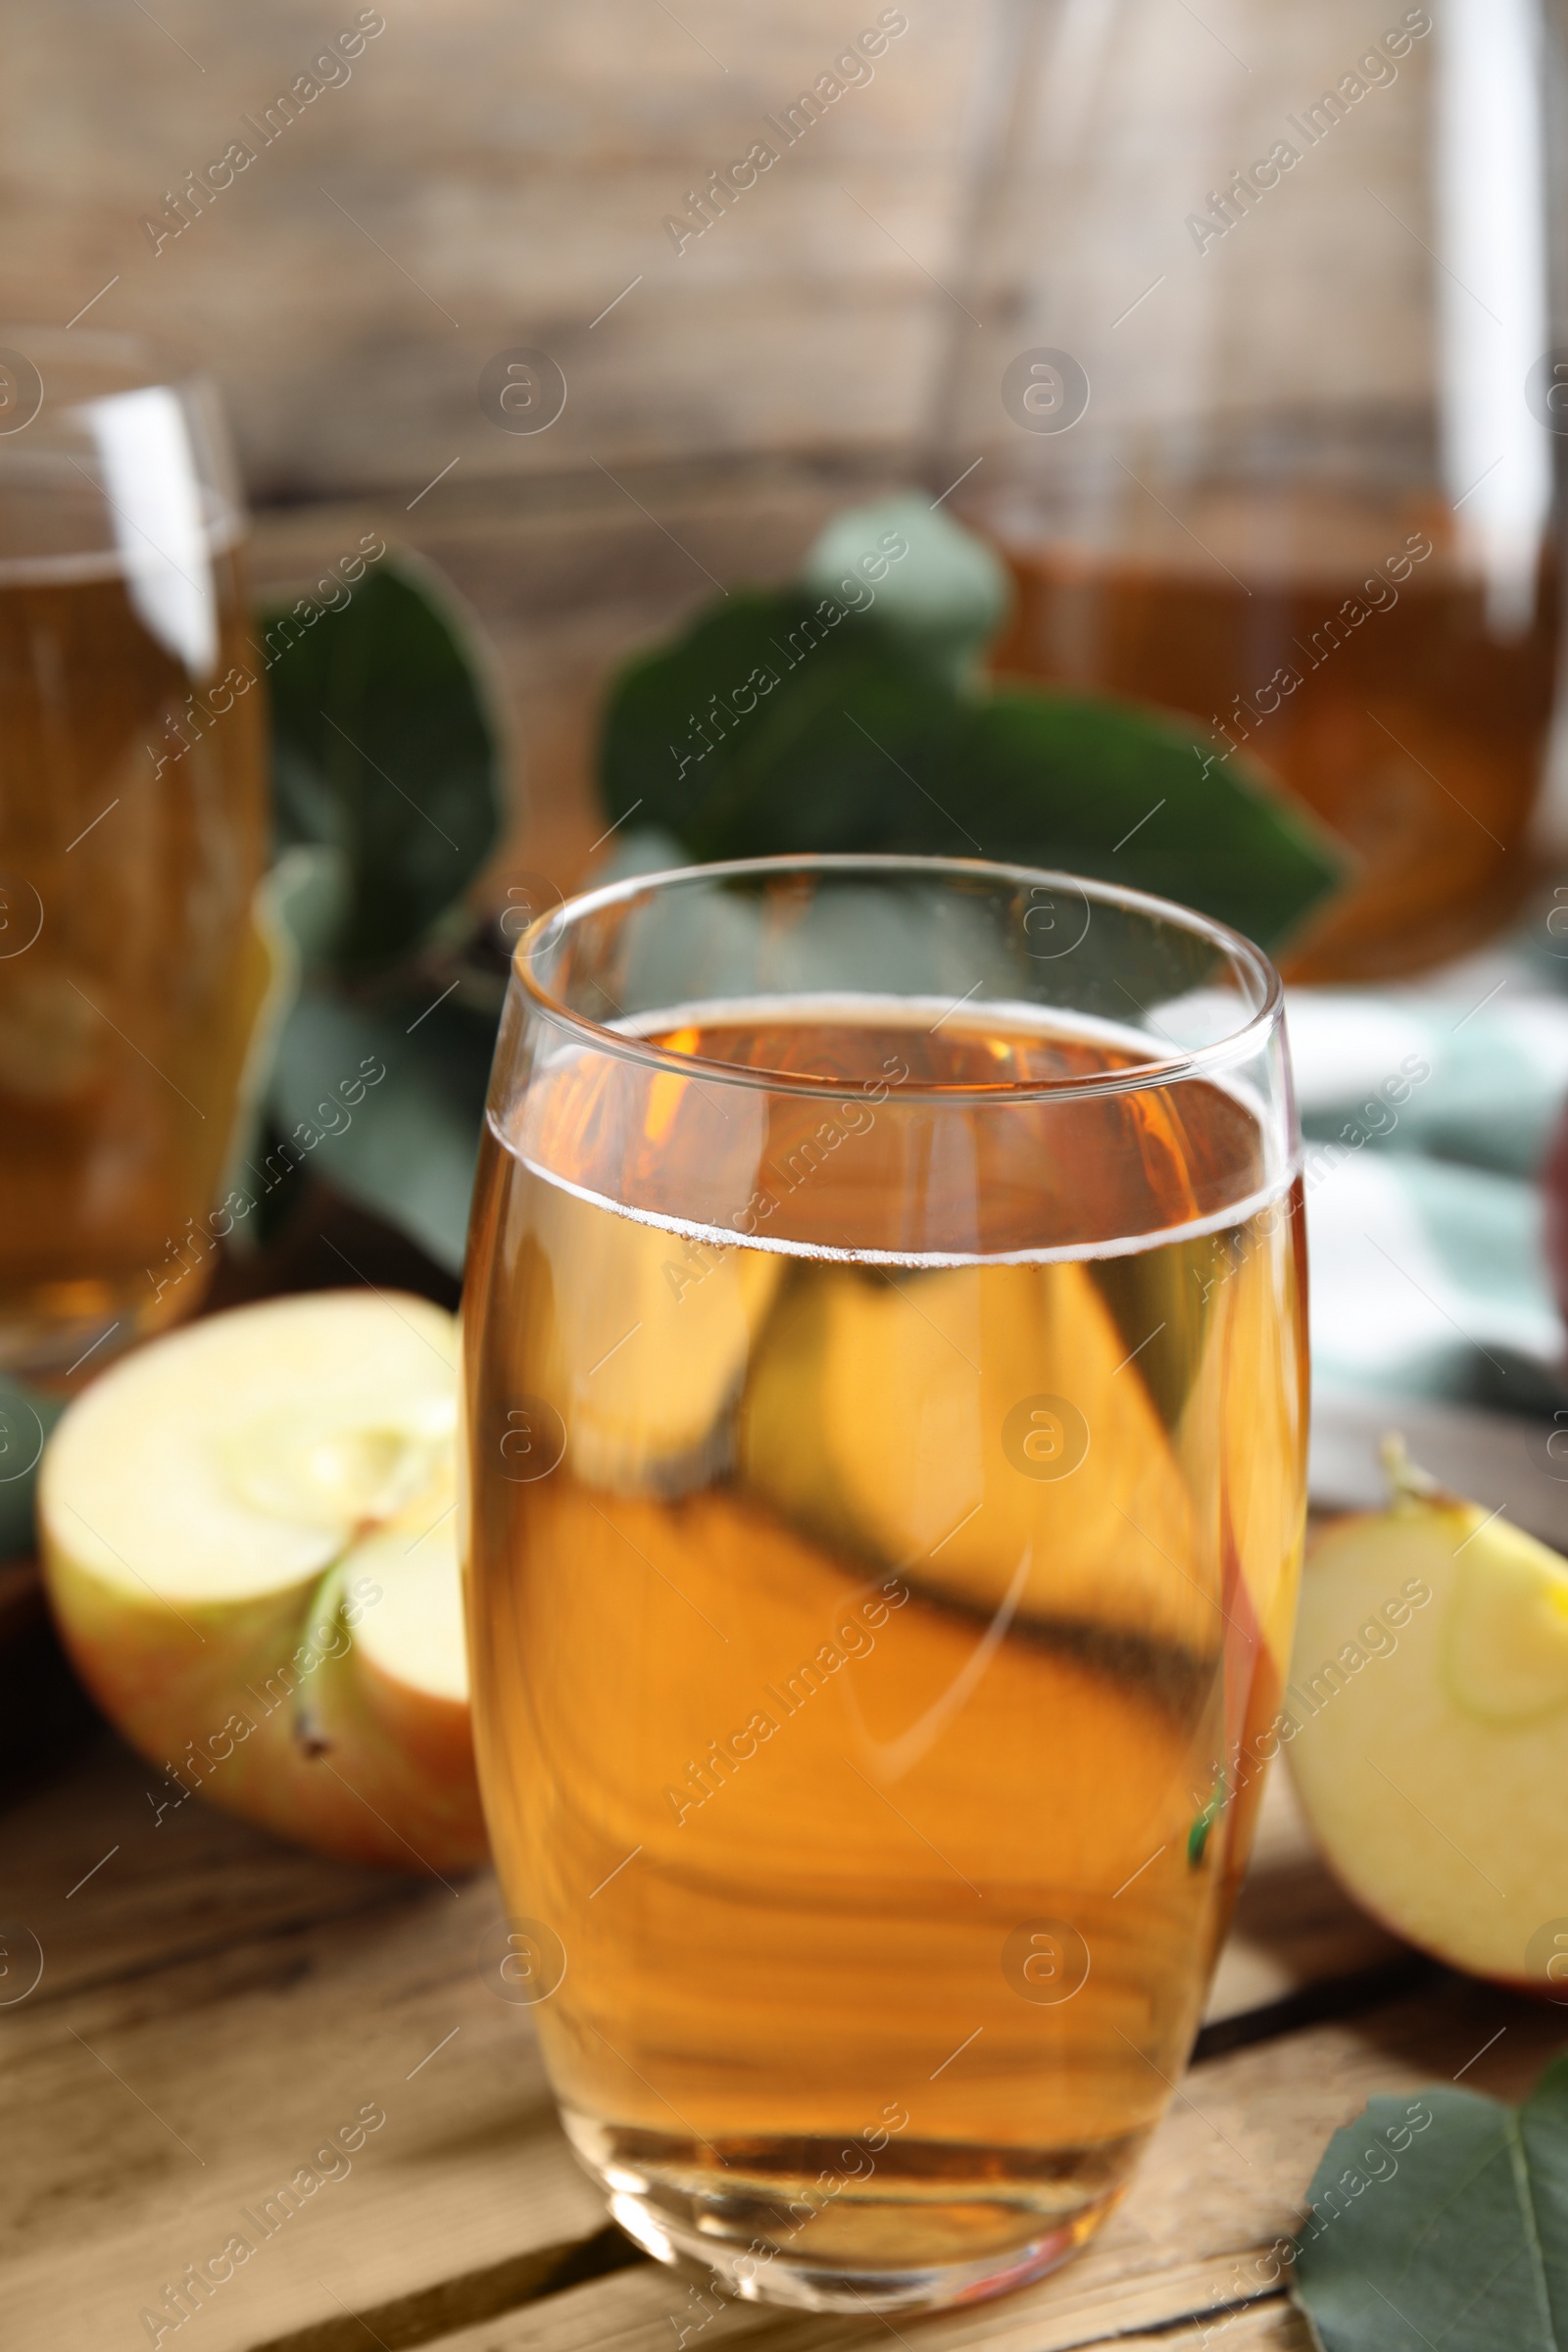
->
<box><xmin>800</xmin><ymin>492</ymin><xmax>1011</xmax><ymax>687</ymax></box>
<box><xmin>1291</xmin><ymin>2058</ymin><xmax>1568</xmax><ymax>2350</ymax></box>
<box><xmin>954</xmin><ymin>690</ymin><xmax>1344</xmax><ymax>951</ymax></box>
<box><xmin>264</xmin><ymin>988</ymin><xmax>493</xmax><ymax>1276</ymax></box>
<box><xmin>263</xmin><ymin>556</ymin><xmax>506</xmax><ymax>978</ymax></box>
<box><xmin>601</xmin><ymin>589</ymin><xmax>955</xmax><ymax>857</ymax></box>
<box><xmin>254</xmin><ymin>845</ymin><xmax>494</xmax><ymax>1272</ymax></box>
<box><xmin>599</xmin><ymin>586</ymin><xmax>1343</xmax><ymax>954</ymax></box>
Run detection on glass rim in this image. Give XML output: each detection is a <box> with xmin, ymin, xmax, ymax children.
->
<box><xmin>513</xmin><ymin>852</ymin><xmax>1285</xmax><ymax>1103</ymax></box>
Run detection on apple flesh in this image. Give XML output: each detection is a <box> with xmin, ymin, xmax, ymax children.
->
<box><xmin>39</xmin><ymin>1289</ymin><xmax>487</xmax><ymax>1873</ymax></box>
<box><xmin>1287</xmin><ymin>1448</ymin><xmax>1568</xmax><ymax>1988</ymax></box>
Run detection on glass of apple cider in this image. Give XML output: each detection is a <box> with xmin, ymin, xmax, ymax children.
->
<box><xmin>463</xmin><ymin>855</ymin><xmax>1307</xmax><ymax>2315</ymax></box>
<box><xmin>0</xmin><ymin>332</ymin><xmax>269</xmax><ymax>1384</ymax></box>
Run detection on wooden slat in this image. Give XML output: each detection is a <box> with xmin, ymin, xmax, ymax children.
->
<box><xmin>1119</xmin><ymin>2311</ymin><xmax>1311</xmax><ymax>2352</ymax></box>
<box><xmin>3</xmin><ymin>1728</ymin><xmax>419</xmax><ymax>2009</ymax></box>
<box><xmin>395</xmin><ymin>1976</ymin><xmax>1556</xmax><ymax>2352</ymax></box>
<box><xmin>0</xmin><ymin>1704</ymin><xmax>1421</xmax><ymax>2352</ymax></box>
<box><xmin>0</xmin><ymin>1820</ymin><xmax>606</xmax><ymax>2349</ymax></box>
<box><xmin>255</xmin><ymin>2274</ymin><xmax>1314</xmax><ymax>2352</ymax></box>
<box><xmin>1</xmin><ymin>1737</ymin><xmax>603</xmax><ymax>2350</ymax></box>
<box><xmin>384</xmin><ymin>2273</ymin><xmax>1316</xmax><ymax>2352</ymax></box>
<box><xmin>1050</xmin><ymin>2307</ymin><xmax>1312</xmax><ymax>2352</ymax></box>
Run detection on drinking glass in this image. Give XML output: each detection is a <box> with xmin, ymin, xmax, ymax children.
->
<box><xmin>0</xmin><ymin>330</ymin><xmax>270</xmax><ymax>1384</ymax></box>
<box><xmin>930</xmin><ymin>0</ymin><xmax>1568</xmax><ymax>980</ymax></box>
<box><xmin>463</xmin><ymin>855</ymin><xmax>1306</xmax><ymax>2314</ymax></box>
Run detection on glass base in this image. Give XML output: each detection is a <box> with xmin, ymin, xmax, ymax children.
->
<box><xmin>564</xmin><ymin>2113</ymin><xmax>1130</xmax><ymax>2315</ymax></box>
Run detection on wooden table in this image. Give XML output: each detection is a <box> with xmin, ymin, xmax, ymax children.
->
<box><xmin>5</xmin><ymin>1712</ymin><xmax>1557</xmax><ymax>2352</ymax></box>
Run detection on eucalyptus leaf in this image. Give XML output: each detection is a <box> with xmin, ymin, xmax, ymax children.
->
<box><xmin>1291</xmin><ymin>2059</ymin><xmax>1568</xmax><ymax>2351</ymax></box>
<box><xmin>599</xmin><ymin>585</ymin><xmax>1343</xmax><ymax>954</ymax></box>
<box><xmin>266</xmin><ymin>988</ymin><xmax>492</xmax><ymax>1276</ymax></box>
<box><xmin>801</xmin><ymin>492</ymin><xmax>1010</xmax><ymax>687</ymax></box>
<box><xmin>262</xmin><ymin>843</ymin><xmax>349</xmax><ymax>972</ymax></box>
<box><xmin>259</xmin><ymin>840</ymin><xmax>486</xmax><ymax>1271</ymax></box>
<box><xmin>958</xmin><ymin>690</ymin><xmax>1342</xmax><ymax>950</ymax></box>
<box><xmin>263</xmin><ymin>557</ymin><xmax>506</xmax><ymax>977</ymax></box>
<box><xmin>601</xmin><ymin>589</ymin><xmax>957</xmax><ymax>858</ymax></box>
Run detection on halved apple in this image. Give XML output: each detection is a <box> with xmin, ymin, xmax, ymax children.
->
<box><xmin>739</xmin><ymin>1259</ymin><xmax>1221</xmax><ymax>1661</ymax></box>
<box><xmin>526</xmin><ymin>1176</ymin><xmax>782</xmax><ymax>1496</ymax></box>
<box><xmin>1287</xmin><ymin>1446</ymin><xmax>1568</xmax><ymax>1988</ymax></box>
<box><xmin>38</xmin><ymin>1290</ymin><xmax>487</xmax><ymax>1873</ymax></box>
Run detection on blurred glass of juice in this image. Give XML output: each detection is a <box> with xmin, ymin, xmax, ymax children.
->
<box><xmin>932</xmin><ymin>0</ymin><xmax>1568</xmax><ymax>979</ymax></box>
<box><xmin>983</xmin><ymin>475</ymin><xmax>1558</xmax><ymax>980</ymax></box>
<box><xmin>0</xmin><ymin>335</ymin><xmax>269</xmax><ymax>1383</ymax></box>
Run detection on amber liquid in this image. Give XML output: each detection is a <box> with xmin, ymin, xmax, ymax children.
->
<box><xmin>0</xmin><ymin>548</ymin><xmax>268</xmax><ymax>1378</ymax></box>
<box><xmin>464</xmin><ymin>1008</ymin><xmax>1306</xmax><ymax>2301</ymax></box>
<box><xmin>984</xmin><ymin>495</ymin><xmax>1558</xmax><ymax>982</ymax></box>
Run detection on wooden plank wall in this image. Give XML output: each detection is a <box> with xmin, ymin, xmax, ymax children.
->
<box><xmin>5</xmin><ymin>0</ymin><xmax>980</xmax><ymax>500</ymax></box>
<box><xmin>7</xmin><ymin>0</ymin><xmax>1432</xmax><ymax>877</ymax></box>
<box><xmin>3</xmin><ymin>0</ymin><xmax>1429</xmax><ymax>511</ymax></box>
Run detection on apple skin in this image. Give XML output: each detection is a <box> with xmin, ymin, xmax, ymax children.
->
<box><xmin>1285</xmin><ymin>1485</ymin><xmax>1568</xmax><ymax>1993</ymax></box>
<box><xmin>43</xmin><ymin>1522</ymin><xmax>489</xmax><ymax>1873</ymax></box>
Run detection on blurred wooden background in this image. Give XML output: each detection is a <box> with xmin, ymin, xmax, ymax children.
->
<box><xmin>5</xmin><ymin>0</ymin><xmax>1473</xmax><ymax>890</ymax></box>
<box><xmin>3</xmin><ymin>0</ymin><xmax>998</xmax><ymax>880</ymax></box>
<box><xmin>9</xmin><ymin>0</ymin><xmax>974</xmax><ymax>494</ymax></box>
